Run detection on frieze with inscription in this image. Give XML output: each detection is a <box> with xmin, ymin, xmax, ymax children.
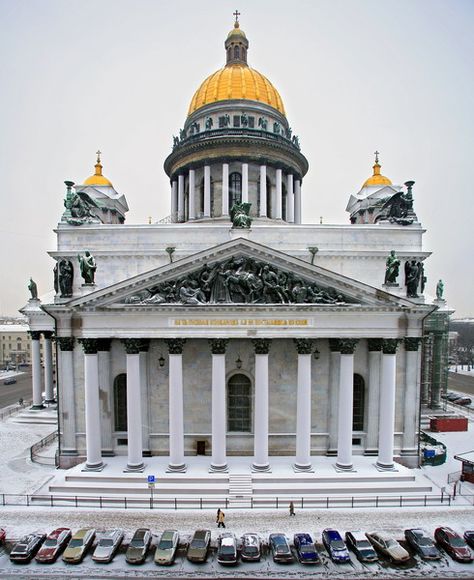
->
<box><xmin>124</xmin><ymin>257</ymin><xmax>353</xmax><ymax>306</ymax></box>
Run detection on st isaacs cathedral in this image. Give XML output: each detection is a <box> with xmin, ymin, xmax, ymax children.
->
<box><xmin>24</xmin><ymin>16</ymin><xmax>450</xmax><ymax>496</ymax></box>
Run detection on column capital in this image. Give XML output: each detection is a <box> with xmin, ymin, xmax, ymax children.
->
<box><xmin>328</xmin><ymin>338</ymin><xmax>341</xmax><ymax>352</ymax></box>
<box><xmin>138</xmin><ymin>339</ymin><xmax>150</xmax><ymax>352</ymax></box>
<box><xmin>293</xmin><ymin>338</ymin><xmax>313</xmax><ymax>355</ymax></box>
<box><xmin>165</xmin><ymin>338</ymin><xmax>186</xmax><ymax>354</ymax></box>
<box><xmin>253</xmin><ymin>338</ymin><xmax>272</xmax><ymax>354</ymax></box>
<box><xmin>121</xmin><ymin>338</ymin><xmax>142</xmax><ymax>354</ymax></box>
<box><xmin>29</xmin><ymin>331</ymin><xmax>42</xmax><ymax>340</ymax></box>
<box><xmin>209</xmin><ymin>338</ymin><xmax>228</xmax><ymax>354</ymax></box>
<box><xmin>42</xmin><ymin>331</ymin><xmax>54</xmax><ymax>340</ymax></box>
<box><xmin>56</xmin><ymin>336</ymin><xmax>75</xmax><ymax>351</ymax></box>
<box><xmin>97</xmin><ymin>338</ymin><xmax>112</xmax><ymax>352</ymax></box>
<box><xmin>79</xmin><ymin>338</ymin><xmax>99</xmax><ymax>354</ymax></box>
<box><xmin>336</xmin><ymin>339</ymin><xmax>359</xmax><ymax>354</ymax></box>
<box><xmin>382</xmin><ymin>338</ymin><xmax>400</xmax><ymax>354</ymax></box>
<box><xmin>404</xmin><ymin>337</ymin><xmax>422</xmax><ymax>351</ymax></box>
<box><xmin>367</xmin><ymin>338</ymin><xmax>384</xmax><ymax>352</ymax></box>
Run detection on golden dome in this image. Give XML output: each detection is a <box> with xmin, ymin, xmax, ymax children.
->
<box><xmin>362</xmin><ymin>152</ymin><xmax>392</xmax><ymax>187</ymax></box>
<box><xmin>188</xmin><ymin>65</ymin><xmax>286</xmax><ymax>116</ymax></box>
<box><xmin>84</xmin><ymin>151</ymin><xmax>113</xmax><ymax>187</ymax></box>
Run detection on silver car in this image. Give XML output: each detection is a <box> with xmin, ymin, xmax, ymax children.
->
<box><xmin>154</xmin><ymin>529</ymin><xmax>179</xmax><ymax>565</ymax></box>
<box><xmin>92</xmin><ymin>529</ymin><xmax>124</xmax><ymax>563</ymax></box>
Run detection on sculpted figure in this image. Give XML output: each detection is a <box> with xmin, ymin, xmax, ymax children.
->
<box><xmin>28</xmin><ymin>278</ymin><xmax>38</xmax><ymax>300</ymax></box>
<box><xmin>384</xmin><ymin>250</ymin><xmax>400</xmax><ymax>285</ymax></box>
<box><xmin>59</xmin><ymin>259</ymin><xmax>74</xmax><ymax>297</ymax></box>
<box><xmin>179</xmin><ymin>280</ymin><xmax>206</xmax><ymax>305</ymax></box>
<box><xmin>78</xmin><ymin>250</ymin><xmax>96</xmax><ymax>284</ymax></box>
<box><xmin>273</xmin><ymin>121</ymin><xmax>280</xmax><ymax>134</ymax></box>
<box><xmin>436</xmin><ymin>279</ymin><xmax>444</xmax><ymax>300</ymax></box>
<box><xmin>210</xmin><ymin>263</ymin><xmax>231</xmax><ymax>303</ymax></box>
<box><xmin>258</xmin><ymin>117</ymin><xmax>267</xmax><ymax>130</ymax></box>
<box><xmin>241</xmin><ymin>112</ymin><xmax>248</xmax><ymax>127</ymax></box>
<box><xmin>205</xmin><ymin>116</ymin><xmax>213</xmax><ymax>130</ymax></box>
<box><xmin>172</xmin><ymin>136</ymin><xmax>179</xmax><ymax>149</ymax></box>
<box><xmin>405</xmin><ymin>259</ymin><xmax>421</xmax><ymax>298</ymax></box>
<box><xmin>53</xmin><ymin>263</ymin><xmax>59</xmax><ymax>294</ymax></box>
<box><xmin>230</xmin><ymin>202</ymin><xmax>252</xmax><ymax>228</ymax></box>
<box><xmin>179</xmin><ymin>128</ymin><xmax>186</xmax><ymax>140</ymax></box>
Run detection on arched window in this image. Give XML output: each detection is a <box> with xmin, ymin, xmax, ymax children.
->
<box><xmin>234</xmin><ymin>45</ymin><xmax>240</xmax><ymax>59</ymax></box>
<box><xmin>227</xmin><ymin>373</ymin><xmax>251</xmax><ymax>432</ymax></box>
<box><xmin>229</xmin><ymin>172</ymin><xmax>242</xmax><ymax>209</ymax></box>
<box><xmin>113</xmin><ymin>373</ymin><xmax>127</xmax><ymax>432</ymax></box>
<box><xmin>352</xmin><ymin>374</ymin><xmax>365</xmax><ymax>431</ymax></box>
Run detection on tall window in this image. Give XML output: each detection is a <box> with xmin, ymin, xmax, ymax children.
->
<box><xmin>227</xmin><ymin>373</ymin><xmax>251</xmax><ymax>432</ymax></box>
<box><xmin>282</xmin><ymin>181</ymin><xmax>287</xmax><ymax>221</ymax></box>
<box><xmin>229</xmin><ymin>172</ymin><xmax>242</xmax><ymax>208</ymax></box>
<box><xmin>114</xmin><ymin>373</ymin><xmax>127</xmax><ymax>432</ymax></box>
<box><xmin>352</xmin><ymin>374</ymin><xmax>365</xmax><ymax>431</ymax></box>
<box><xmin>233</xmin><ymin>45</ymin><xmax>240</xmax><ymax>59</ymax></box>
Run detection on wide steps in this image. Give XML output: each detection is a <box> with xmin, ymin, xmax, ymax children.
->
<box><xmin>228</xmin><ymin>473</ymin><xmax>253</xmax><ymax>508</ymax></box>
<box><xmin>49</xmin><ymin>482</ymin><xmax>229</xmax><ymax>496</ymax></box>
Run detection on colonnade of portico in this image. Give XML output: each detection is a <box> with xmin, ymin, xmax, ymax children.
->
<box><xmin>28</xmin><ymin>331</ymin><xmax>56</xmax><ymax>408</ymax></box>
<box><xmin>170</xmin><ymin>163</ymin><xmax>302</xmax><ymax>223</ymax></box>
<box><xmin>54</xmin><ymin>335</ymin><xmax>422</xmax><ymax>473</ymax></box>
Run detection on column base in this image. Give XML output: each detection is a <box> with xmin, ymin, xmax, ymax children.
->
<box><xmin>326</xmin><ymin>448</ymin><xmax>337</xmax><ymax>457</ymax></box>
<box><xmin>364</xmin><ymin>448</ymin><xmax>378</xmax><ymax>456</ymax></box>
<box><xmin>375</xmin><ymin>461</ymin><xmax>398</xmax><ymax>472</ymax></box>
<box><xmin>209</xmin><ymin>463</ymin><xmax>228</xmax><ymax>473</ymax></box>
<box><xmin>30</xmin><ymin>404</ymin><xmax>45</xmax><ymax>410</ymax></box>
<box><xmin>82</xmin><ymin>461</ymin><xmax>105</xmax><ymax>472</ymax></box>
<box><xmin>252</xmin><ymin>462</ymin><xmax>271</xmax><ymax>473</ymax></box>
<box><xmin>293</xmin><ymin>463</ymin><xmax>314</xmax><ymax>473</ymax></box>
<box><xmin>124</xmin><ymin>462</ymin><xmax>145</xmax><ymax>473</ymax></box>
<box><xmin>334</xmin><ymin>462</ymin><xmax>355</xmax><ymax>472</ymax></box>
<box><xmin>101</xmin><ymin>450</ymin><xmax>115</xmax><ymax>457</ymax></box>
<box><xmin>44</xmin><ymin>399</ymin><xmax>56</xmax><ymax>404</ymax></box>
<box><xmin>166</xmin><ymin>463</ymin><xmax>187</xmax><ymax>473</ymax></box>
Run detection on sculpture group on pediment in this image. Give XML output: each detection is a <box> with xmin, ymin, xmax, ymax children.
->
<box><xmin>124</xmin><ymin>257</ymin><xmax>350</xmax><ymax>306</ymax></box>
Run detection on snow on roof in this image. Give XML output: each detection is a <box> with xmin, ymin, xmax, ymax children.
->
<box><xmin>0</xmin><ymin>324</ymin><xmax>29</xmax><ymax>333</ymax></box>
<box><xmin>454</xmin><ymin>451</ymin><xmax>474</xmax><ymax>465</ymax></box>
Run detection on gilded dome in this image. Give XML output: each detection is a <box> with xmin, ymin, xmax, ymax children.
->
<box><xmin>362</xmin><ymin>154</ymin><xmax>392</xmax><ymax>188</ymax></box>
<box><xmin>84</xmin><ymin>152</ymin><xmax>113</xmax><ymax>187</ymax></box>
<box><xmin>188</xmin><ymin>65</ymin><xmax>286</xmax><ymax>116</ymax></box>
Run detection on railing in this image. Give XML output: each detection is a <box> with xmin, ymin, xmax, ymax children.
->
<box><xmin>0</xmin><ymin>492</ymin><xmax>464</xmax><ymax>510</ymax></box>
<box><xmin>448</xmin><ymin>470</ymin><xmax>462</xmax><ymax>484</ymax></box>
<box><xmin>0</xmin><ymin>400</ymin><xmax>32</xmax><ymax>422</ymax></box>
<box><xmin>30</xmin><ymin>431</ymin><xmax>58</xmax><ymax>466</ymax></box>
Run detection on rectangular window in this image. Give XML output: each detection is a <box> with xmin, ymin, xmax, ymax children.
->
<box><xmin>219</xmin><ymin>116</ymin><xmax>226</xmax><ymax>128</ymax></box>
<box><xmin>248</xmin><ymin>116</ymin><xmax>255</xmax><ymax>128</ymax></box>
<box><xmin>233</xmin><ymin>115</ymin><xmax>240</xmax><ymax>128</ymax></box>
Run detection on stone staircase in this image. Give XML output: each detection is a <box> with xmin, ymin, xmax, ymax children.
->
<box><xmin>11</xmin><ymin>407</ymin><xmax>57</xmax><ymax>425</ymax></box>
<box><xmin>227</xmin><ymin>473</ymin><xmax>253</xmax><ymax>508</ymax></box>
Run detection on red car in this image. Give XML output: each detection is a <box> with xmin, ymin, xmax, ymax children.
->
<box><xmin>35</xmin><ymin>528</ymin><xmax>72</xmax><ymax>563</ymax></box>
<box><xmin>434</xmin><ymin>527</ymin><xmax>473</xmax><ymax>562</ymax></box>
<box><xmin>0</xmin><ymin>528</ymin><xmax>5</xmax><ymax>544</ymax></box>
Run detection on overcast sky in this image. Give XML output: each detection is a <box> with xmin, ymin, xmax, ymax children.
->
<box><xmin>0</xmin><ymin>0</ymin><xmax>473</xmax><ymax>317</ymax></box>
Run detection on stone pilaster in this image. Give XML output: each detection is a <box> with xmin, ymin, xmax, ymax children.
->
<box><xmin>209</xmin><ymin>339</ymin><xmax>228</xmax><ymax>472</ymax></box>
<box><xmin>252</xmin><ymin>339</ymin><xmax>272</xmax><ymax>471</ymax></box>
<box><xmin>293</xmin><ymin>338</ymin><xmax>313</xmax><ymax>472</ymax></box>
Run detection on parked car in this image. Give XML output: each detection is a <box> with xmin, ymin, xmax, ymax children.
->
<box><xmin>322</xmin><ymin>529</ymin><xmax>350</xmax><ymax>563</ymax></box>
<box><xmin>366</xmin><ymin>532</ymin><xmax>410</xmax><ymax>563</ymax></box>
<box><xmin>154</xmin><ymin>529</ymin><xmax>179</xmax><ymax>565</ymax></box>
<box><xmin>404</xmin><ymin>528</ymin><xmax>441</xmax><ymax>560</ymax></box>
<box><xmin>10</xmin><ymin>533</ymin><xmax>46</xmax><ymax>563</ymax></box>
<box><xmin>0</xmin><ymin>528</ymin><xmax>5</xmax><ymax>544</ymax></box>
<box><xmin>446</xmin><ymin>392</ymin><xmax>461</xmax><ymax>402</ymax></box>
<box><xmin>464</xmin><ymin>531</ymin><xmax>474</xmax><ymax>550</ymax></box>
<box><xmin>269</xmin><ymin>533</ymin><xmax>294</xmax><ymax>563</ymax></box>
<box><xmin>125</xmin><ymin>528</ymin><xmax>152</xmax><ymax>564</ymax></box>
<box><xmin>453</xmin><ymin>397</ymin><xmax>472</xmax><ymax>406</ymax></box>
<box><xmin>345</xmin><ymin>530</ymin><xmax>378</xmax><ymax>562</ymax></box>
<box><xmin>187</xmin><ymin>529</ymin><xmax>211</xmax><ymax>563</ymax></box>
<box><xmin>434</xmin><ymin>527</ymin><xmax>473</xmax><ymax>562</ymax></box>
<box><xmin>293</xmin><ymin>533</ymin><xmax>320</xmax><ymax>564</ymax></box>
<box><xmin>62</xmin><ymin>528</ymin><xmax>96</xmax><ymax>564</ymax></box>
<box><xmin>241</xmin><ymin>532</ymin><xmax>261</xmax><ymax>562</ymax></box>
<box><xmin>35</xmin><ymin>528</ymin><xmax>72</xmax><ymax>563</ymax></box>
<box><xmin>217</xmin><ymin>532</ymin><xmax>238</xmax><ymax>565</ymax></box>
<box><xmin>92</xmin><ymin>528</ymin><xmax>124</xmax><ymax>563</ymax></box>
<box><xmin>3</xmin><ymin>378</ymin><xmax>16</xmax><ymax>385</ymax></box>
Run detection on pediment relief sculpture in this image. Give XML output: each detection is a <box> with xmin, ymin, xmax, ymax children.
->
<box><xmin>123</xmin><ymin>257</ymin><xmax>353</xmax><ymax>306</ymax></box>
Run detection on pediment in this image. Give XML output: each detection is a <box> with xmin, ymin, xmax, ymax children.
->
<box><xmin>68</xmin><ymin>238</ymin><xmax>414</xmax><ymax>310</ymax></box>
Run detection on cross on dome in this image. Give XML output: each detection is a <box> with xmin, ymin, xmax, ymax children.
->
<box><xmin>96</xmin><ymin>149</ymin><xmax>102</xmax><ymax>164</ymax></box>
<box><xmin>233</xmin><ymin>9</ymin><xmax>240</xmax><ymax>26</ymax></box>
<box><xmin>374</xmin><ymin>150</ymin><xmax>380</xmax><ymax>164</ymax></box>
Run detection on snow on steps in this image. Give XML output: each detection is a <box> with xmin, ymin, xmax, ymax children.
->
<box><xmin>228</xmin><ymin>473</ymin><xmax>253</xmax><ymax>508</ymax></box>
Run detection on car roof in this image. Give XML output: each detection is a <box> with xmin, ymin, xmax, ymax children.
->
<box><xmin>325</xmin><ymin>529</ymin><xmax>343</xmax><ymax>541</ymax></box>
<box><xmin>295</xmin><ymin>533</ymin><xmax>313</xmax><ymax>544</ymax></box>
<box><xmin>371</xmin><ymin>532</ymin><xmax>392</xmax><ymax>541</ymax></box>
<box><xmin>161</xmin><ymin>530</ymin><xmax>177</xmax><ymax>540</ymax></box>
<box><xmin>193</xmin><ymin>529</ymin><xmax>210</xmax><ymax>538</ymax></box>
<box><xmin>348</xmin><ymin>530</ymin><xmax>368</xmax><ymax>542</ymax></box>
<box><xmin>47</xmin><ymin>528</ymin><xmax>70</xmax><ymax>539</ymax></box>
<box><xmin>133</xmin><ymin>528</ymin><xmax>150</xmax><ymax>538</ymax></box>
<box><xmin>73</xmin><ymin>528</ymin><xmax>93</xmax><ymax>539</ymax></box>
<box><xmin>101</xmin><ymin>529</ymin><xmax>122</xmax><ymax>538</ymax></box>
<box><xmin>221</xmin><ymin>535</ymin><xmax>235</xmax><ymax>546</ymax></box>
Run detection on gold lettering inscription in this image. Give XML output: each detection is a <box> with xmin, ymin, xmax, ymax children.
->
<box><xmin>172</xmin><ymin>319</ymin><xmax>308</xmax><ymax>326</ymax></box>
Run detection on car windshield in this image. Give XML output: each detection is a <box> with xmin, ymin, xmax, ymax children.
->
<box><xmin>300</xmin><ymin>545</ymin><xmax>315</xmax><ymax>553</ymax></box>
<box><xmin>244</xmin><ymin>546</ymin><xmax>258</xmax><ymax>554</ymax></box>
<box><xmin>43</xmin><ymin>539</ymin><xmax>58</xmax><ymax>547</ymax></box>
<box><xmin>99</xmin><ymin>539</ymin><xmax>114</xmax><ymax>547</ymax></box>
<box><xmin>14</xmin><ymin>544</ymin><xmax>27</xmax><ymax>551</ymax></box>
<box><xmin>220</xmin><ymin>545</ymin><xmax>235</xmax><ymax>555</ymax></box>
<box><xmin>418</xmin><ymin>538</ymin><xmax>432</xmax><ymax>546</ymax></box>
<box><xmin>449</xmin><ymin>537</ymin><xmax>466</xmax><ymax>547</ymax></box>
<box><xmin>386</xmin><ymin>539</ymin><xmax>398</xmax><ymax>548</ymax></box>
<box><xmin>357</xmin><ymin>540</ymin><xmax>372</xmax><ymax>548</ymax></box>
<box><xmin>192</xmin><ymin>540</ymin><xmax>206</xmax><ymax>548</ymax></box>
<box><xmin>276</xmin><ymin>546</ymin><xmax>289</xmax><ymax>554</ymax></box>
<box><xmin>69</xmin><ymin>539</ymin><xmax>84</xmax><ymax>548</ymax></box>
<box><xmin>332</xmin><ymin>541</ymin><xmax>346</xmax><ymax>550</ymax></box>
<box><xmin>158</xmin><ymin>539</ymin><xmax>173</xmax><ymax>549</ymax></box>
<box><xmin>129</xmin><ymin>539</ymin><xmax>144</xmax><ymax>548</ymax></box>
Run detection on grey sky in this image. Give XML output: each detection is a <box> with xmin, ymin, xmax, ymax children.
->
<box><xmin>0</xmin><ymin>0</ymin><xmax>473</xmax><ymax>316</ymax></box>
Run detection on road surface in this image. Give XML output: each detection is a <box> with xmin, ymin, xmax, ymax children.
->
<box><xmin>0</xmin><ymin>372</ymin><xmax>36</xmax><ymax>408</ymax></box>
<box><xmin>448</xmin><ymin>372</ymin><xmax>474</xmax><ymax>396</ymax></box>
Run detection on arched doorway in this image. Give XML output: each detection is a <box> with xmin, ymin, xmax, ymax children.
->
<box><xmin>113</xmin><ymin>373</ymin><xmax>127</xmax><ymax>432</ymax></box>
<box><xmin>352</xmin><ymin>373</ymin><xmax>365</xmax><ymax>431</ymax></box>
<box><xmin>227</xmin><ymin>373</ymin><xmax>251</xmax><ymax>432</ymax></box>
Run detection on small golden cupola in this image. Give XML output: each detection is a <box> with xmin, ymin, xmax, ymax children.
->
<box><xmin>362</xmin><ymin>151</ymin><xmax>392</xmax><ymax>188</ymax></box>
<box><xmin>84</xmin><ymin>150</ymin><xmax>113</xmax><ymax>187</ymax></box>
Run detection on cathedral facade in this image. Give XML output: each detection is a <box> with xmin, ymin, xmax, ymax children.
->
<box><xmin>23</xmin><ymin>19</ymin><xmax>448</xmax><ymax>476</ymax></box>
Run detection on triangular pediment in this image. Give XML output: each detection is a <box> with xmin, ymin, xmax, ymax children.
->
<box><xmin>67</xmin><ymin>238</ymin><xmax>416</xmax><ymax>311</ymax></box>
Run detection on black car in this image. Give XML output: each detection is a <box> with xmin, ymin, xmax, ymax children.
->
<box><xmin>241</xmin><ymin>533</ymin><xmax>261</xmax><ymax>562</ymax></box>
<box><xmin>10</xmin><ymin>533</ymin><xmax>46</xmax><ymax>563</ymax></box>
<box><xmin>464</xmin><ymin>531</ymin><xmax>474</xmax><ymax>550</ymax></box>
<box><xmin>269</xmin><ymin>534</ymin><xmax>294</xmax><ymax>563</ymax></box>
<box><xmin>405</xmin><ymin>528</ymin><xmax>441</xmax><ymax>560</ymax></box>
<box><xmin>293</xmin><ymin>533</ymin><xmax>320</xmax><ymax>564</ymax></box>
<box><xmin>322</xmin><ymin>528</ymin><xmax>350</xmax><ymax>563</ymax></box>
<box><xmin>345</xmin><ymin>531</ymin><xmax>378</xmax><ymax>562</ymax></box>
<box><xmin>217</xmin><ymin>532</ymin><xmax>238</xmax><ymax>565</ymax></box>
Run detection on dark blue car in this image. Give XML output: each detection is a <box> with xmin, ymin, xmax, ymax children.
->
<box><xmin>293</xmin><ymin>533</ymin><xmax>320</xmax><ymax>564</ymax></box>
<box><xmin>322</xmin><ymin>529</ymin><xmax>350</xmax><ymax>563</ymax></box>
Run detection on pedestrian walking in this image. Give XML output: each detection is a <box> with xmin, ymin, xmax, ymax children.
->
<box><xmin>18</xmin><ymin>397</ymin><xmax>24</xmax><ymax>407</ymax></box>
<box><xmin>289</xmin><ymin>501</ymin><xmax>295</xmax><ymax>516</ymax></box>
<box><xmin>217</xmin><ymin>509</ymin><xmax>226</xmax><ymax>528</ymax></box>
